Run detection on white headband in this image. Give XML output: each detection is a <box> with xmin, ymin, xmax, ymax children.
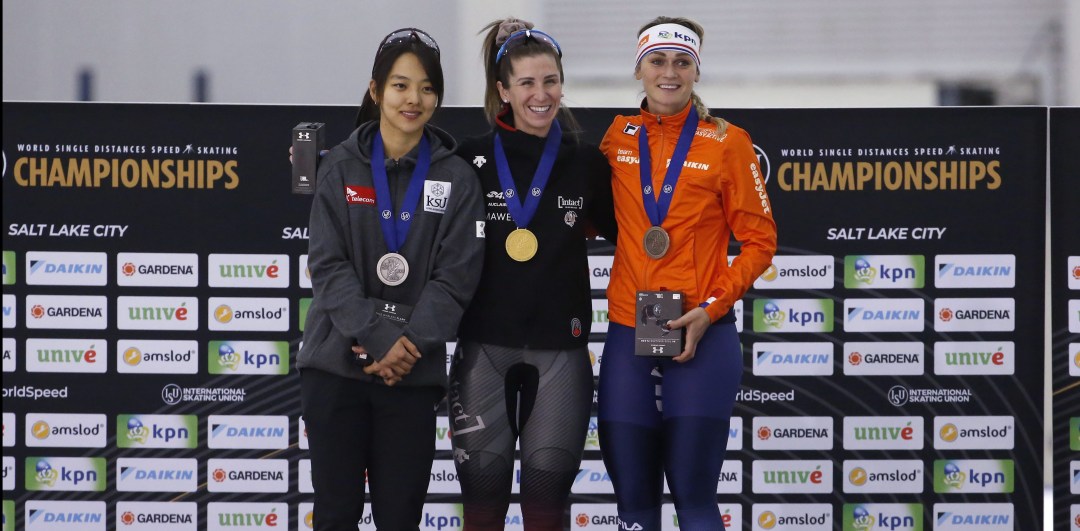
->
<box><xmin>636</xmin><ymin>23</ymin><xmax>701</xmax><ymax>66</ymax></box>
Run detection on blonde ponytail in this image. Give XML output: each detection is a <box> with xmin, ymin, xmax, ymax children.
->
<box><xmin>690</xmin><ymin>92</ymin><xmax>728</xmax><ymax>136</ymax></box>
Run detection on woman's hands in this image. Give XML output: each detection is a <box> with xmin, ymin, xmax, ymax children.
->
<box><xmin>353</xmin><ymin>335</ymin><xmax>421</xmax><ymax>386</ymax></box>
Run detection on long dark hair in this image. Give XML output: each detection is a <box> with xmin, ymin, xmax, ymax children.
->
<box><xmin>355</xmin><ymin>30</ymin><xmax>445</xmax><ymax>127</ymax></box>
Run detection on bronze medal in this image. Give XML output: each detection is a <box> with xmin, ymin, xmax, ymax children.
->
<box><xmin>505</xmin><ymin>228</ymin><xmax>538</xmax><ymax>262</ymax></box>
<box><xmin>643</xmin><ymin>226</ymin><xmax>670</xmax><ymax>259</ymax></box>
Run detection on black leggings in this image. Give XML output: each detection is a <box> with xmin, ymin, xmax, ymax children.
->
<box><xmin>447</xmin><ymin>342</ymin><xmax>593</xmax><ymax>531</ymax></box>
<box><xmin>301</xmin><ymin>368</ymin><xmax>442</xmax><ymax>531</ymax></box>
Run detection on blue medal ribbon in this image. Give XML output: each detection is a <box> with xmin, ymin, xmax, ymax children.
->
<box><xmin>637</xmin><ymin>105</ymin><xmax>699</xmax><ymax>227</ymax></box>
<box><xmin>492</xmin><ymin>120</ymin><xmax>562</xmax><ymax>229</ymax></box>
<box><xmin>371</xmin><ymin>132</ymin><xmax>431</xmax><ymax>253</ymax></box>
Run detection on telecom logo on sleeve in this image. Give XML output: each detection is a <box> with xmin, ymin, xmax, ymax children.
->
<box><xmin>206</xmin><ymin>503</ymin><xmax>287</xmax><ymax>530</ymax></box>
<box><xmin>933</xmin><ymin>503</ymin><xmax>1012</xmax><ymax>530</ymax></box>
<box><xmin>3</xmin><ymin>456</ymin><xmax>13</xmax><ymax>490</ymax></box>
<box><xmin>934</xmin><ymin>298</ymin><xmax>1015</xmax><ymax>332</ymax></box>
<box><xmin>753</xmin><ymin>299</ymin><xmax>834</xmax><ymax>333</ymax></box>
<box><xmin>934</xmin><ymin>341</ymin><xmax>1014</xmax><ymax>375</ymax></box>
<box><xmin>843</xmin><ymin>342</ymin><xmax>923</xmax><ymax>376</ymax></box>
<box><xmin>117</xmin><ymin>296</ymin><xmax>197</xmax><ymax>330</ymax></box>
<box><xmin>207</xmin><ymin>459</ymin><xmax>288</xmax><ymax>493</ymax></box>
<box><xmin>299</xmin><ymin>254</ymin><xmax>311</xmax><ymax>289</ymax></box>
<box><xmin>25</xmin><ymin>295</ymin><xmax>107</xmax><ymax>329</ymax></box>
<box><xmin>25</xmin><ymin>500</ymin><xmax>106</xmax><ymax>531</ymax></box>
<box><xmin>115</xmin><ymin>501</ymin><xmax>197</xmax><ymax>530</ymax></box>
<box><xmin>207</xmin><ymin>341</ymin><xmax>289</xmax><ymax>375</ymax></box>
<box><xmin>25</xmin><ymin>338</ymin><xmax>106</xmax><ymax>373</ymax></box>
<box><xmin>753</xmin><ymin>417</ymin><xmax>833</xmax><ymax>450</ymax></box>
<box><xmin>3</xmin><ymin>412</ymin><xmax>16</xmax><ymax>447</ymax></box>
<box><xmin>208</xmin><ymin>415</ymin><xmax>288</xmax><ymax>449</ymax></box>
<box><xmin>2</xmin><ymin>251</ymin><xmax>14</xmax><ymax>285</ymax></box>
<box><xmin>116</xmin><ymin>415</ymin><xmax>197</xmax><ymax>449</ymax></box>
<box><xmin>2</xmin><ymin>295</ymin><xmax>14</xmax><ymax>329</ymax></box>
<box><xmin>844</xmin><ymin>255</ymin><xmax>924</xmax><ymax>289</ymax></box>
<box><xmin>933</xmin><ymin>460</ymin><xmax>1013</xmax><ymax>493</ymax></box>
<box><xmin>752</xmin><ymin>460</ymin><xmax>832</xmax><ymax>494</ymax></box>
<box><xmin>208</xmin><ymin>254</ymin><xmax>290</xmax><ymax>288</ymax></box>
<box><xmin>842</xmin><ymin>504</ymin><xmax>922</xmax><ymax>531</ymax></box>
<box><xmin>572</xmin><ymin>460</ymin><xmax>614</xmax><ymax>494</ymax></box>
<box><xmin>116</xmin><ymin>458</ymin><xmax>197</xmax><ymax>492</ymax></box>
<box><xmin>752</xmin><ymin>504</ymin><xmax>831</xmax><ymax>530</ymax></box>
<box><xmin>752</xmin><ymin>342</ymin><xmax>833</xmax><ymax>376</ymax></box>
<box><xmin>843</xmin><ymin>460</ymin><xmax>923</xmax><ymax>493</ymax></box>
<box><xmin>116</xmin><ymin>252</ymin><xmax>198</xmax><ymax>287</ymax></box>
<box><xmin>1068</xmin><ymin>256</ymin><xmax>1079</xmax><ymax>290</ymax></box>
<box><xmin>843</xmin><ymin>416</ymin><xmax>923</xmax><ymax>451</ymax></box>
<box><xmin>209</xmin><ymin>297</ymin><xmax>289</xmax><ymax>331</ymax></box>
<box><xmin>935</xmin><ymin>254</ymin><xmax>1015</xmax><ymax>288</ymax></box>
<box><xmin>25</xmin><ymin>413</ymin><xmax>105</xmax><ymax>447</ymax></box>
<box><xmin>663</xmin><ymin>503</ymin><xmax>741</xmax><ymax>529</ymax></box>
<box><xmin>933</xmin><ymin>416</ymin><xmax>1013</xmax><ymax>450</ymax></box>
<box><xmin>117</xmin><ymin>339</ymin><xmax>198</xmax><ymax>374</ymax></box>
<box><xmin>754</xmin><ymin>255</ymin><xmax>835</xmax><ymax>290</ymax></box>
<box><xmin>843</xmin><ymin>298</ymin><xmax>924</xmax><ymax>332</ymax></box>
<box><xmin>588</xmin><ymin>255</ymin><xmax>613</xmax><ymax>290</ymax></box>
<box><xmin>2</xmin><ymin>338</ymin><xmax>14</xmax><ymax>373</ymax></box>
<box><xmin>25</xmin><ymin>251</ymin><xmax>107</xmax><ymax>286</ymax></box>
<box><xmin>24</xmin><ymin>457</ymin><xmax>106</xmax><ymax>491</ymax></box>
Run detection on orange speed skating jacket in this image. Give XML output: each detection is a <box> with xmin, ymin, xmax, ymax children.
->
<box><xmin>600</xmin><ymin>102</ymin><xmax>777</xmax><ymax>326</ymax></box>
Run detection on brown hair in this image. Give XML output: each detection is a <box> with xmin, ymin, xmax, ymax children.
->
<box><xmin>636</xmin><ymin>16</ymin><xmax>727</xmax><ymax>135</ymax></box>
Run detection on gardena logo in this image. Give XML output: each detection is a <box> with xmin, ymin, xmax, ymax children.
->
<box><xmin>753</xmin><ymin>417</ymin><xmax>832</xmax><ymax>450</ymax></box>
<box><xmin>25</xmin><ymin>295</ymin><xmax>107</xmax><ymax>329</ymax></box>
<box><xmin>934</xmin><ymin>298</ymin><xmax>1015</xmax><ymax>332</ymax></box>
<box><xmin>844</xmin><ymin>342</ymin><xmax>924</xmax><ymax>376</ymax></box>
<box><xmin>115</xmin><ymin>501</ymin><xmax>197</xmax><ymax>529</ymax></box>
<box><xmin>206</xmin><ymin>458</ymin><xmax>289</xmax><ymax>493</ymax></box>
<box><xmin>116</xmin><ymin>252</ymin><xmax>198</xmax><ymax>287</ymax></box>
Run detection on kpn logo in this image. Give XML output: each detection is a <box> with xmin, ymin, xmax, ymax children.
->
<box><xmin>843</xmin><ymin>504</ymin><xmax>922</xmax><ymax>531</ymax></box>
<box><xmin>753</xmin><ymin>299</ymin><xmax>833</xmax><ymax>333</ymax></box>
<box><xmin>845</xmin><ymin>255</ymin><xmax>924</xmax><ymax>289</ymax></box>
<box><xmin>25</xmin><ymin>457</ymin><xmax>106</xmax><ymax>491</ymax></box>
<box><xmin>208</xmin><ymin>341</ymin><xmax>289</xmax><ymax>375</ymax></box>
<box><xmin>933</xmin><ymin>460</ymin><xmax>1013</xmax><ymax>493</ymax></box>
<box><xmin>117</xmin><ymin>415</ymin><xmax>197</xmax><ymax>449</ymax></box>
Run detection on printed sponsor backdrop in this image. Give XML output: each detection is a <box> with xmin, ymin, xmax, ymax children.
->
<box><xmin>1051</xmin><ymin>106</ymin><xmax>1080</xmax><ymax>531</ymax></box>
<box><xmin>1</xmin><ymin>103</ymin><xmax>1046</xmax><ymax>530</ymax></box>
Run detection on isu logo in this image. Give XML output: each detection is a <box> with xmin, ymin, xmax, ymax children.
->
<box><xmin>757</xmin><ymin>426</ymin><xmax>772</xmax><ymax>440</ymax></box>
<box><xmin>576</xmin><ymin>514</ymin><xmax>589</xmax><ymax>527</ymax></box>
<box><xmin>939</xmin><ymin>308</ymin><xmax>953</xmax><ymax>322</ymax></box>
<box><xmin>31</xmin><ymin>304</ymin><xmax>45</xmax><ymax>318</ymax></box>
<box><xmin>121</xmin><ymin>511</ymin><xmax>136</xmax><ymax>525</ymax></box>
<box><xmin>122</xmin><ymin>262</ymin><xmax>136</xmax><ymax>276</ymax></box>
<box><xmin>939</xmin><ymin>423</ymin><xmax>959</xmax><ymax>442</ymax></box>
<box><xmin>848</xmin><ymin>352</ymin><xmax>862</xmax><ymax>365</ymax></box>
<box><xmin>212</xmin><ymin>469</ymin><xmax>227</xmax><ymax>482</ymax></box>
<box><xmin>848</xmin><ymin>467</ymin><xmax>868</xmax><ymax>486</ymax></box>
<box><xmin>214</xmin><ymin>305</ymin><xmax>233</xmax><ymax>323</ymax></box>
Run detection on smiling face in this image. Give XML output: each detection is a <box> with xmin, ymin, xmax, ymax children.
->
<box><xmin>497</xmin><ymin>53</ymin><xmax>562</xmax><ymax>137</ymax></box>
<box><xmin>635</xmin><ymin>49</ymin><xmax>698</xmax><ymax>116</ymax></box>
<box><xmin>370</xmin><ymin>52</ymin><xmax>438</xmax><ymax>145</ymax></box>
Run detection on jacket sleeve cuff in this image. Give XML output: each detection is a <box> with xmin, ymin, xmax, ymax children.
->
<box><xmin>361</xmin><ymin>319</ymin><xmax>404</xmax><ymax>362</ymax></box>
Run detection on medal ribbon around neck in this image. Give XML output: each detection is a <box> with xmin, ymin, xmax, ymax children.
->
<box><xmin>637</xmin><ymin>105</ymin><xmax>699</xmax><ymax>227</ymax></box>
<box><xmin>493</xmin><ymin>119</ymin><xmax>563</xmax><ymax>230</ymax></box>
<box><xmin>371</xmin><ymin>131</ymin><xmax>432</xmax><ymax>253</ymax></box>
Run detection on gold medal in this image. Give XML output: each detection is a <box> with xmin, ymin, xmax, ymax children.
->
<box><xmin>505</xmin><ymin>228</ymin><xmax>538</xmax><ymax>262</ymax></box>
<box><xmin>643</xmin><ymin>226</ymin><xmax>670</xmax><ymax>259</ymax></box>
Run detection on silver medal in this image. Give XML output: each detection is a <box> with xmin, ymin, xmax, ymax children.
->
<box><xmin>376</xmin><ymin>253</ymin><xmax>409</xmax><ymax>286</ymax></box>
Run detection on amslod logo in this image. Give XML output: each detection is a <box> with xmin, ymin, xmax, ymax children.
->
<box><xmin>116</xmin><ymin>252</ymin><xmax>198</xmax><ymax>287</ymax></box>
<box><xmin>753</xmin><ymin>299</ymin><xmax>834</xmax><ymax>333</ymax></box>
<box><xmin>208</xmin><ymin>415</ymin><xmax>289</xmax><ymax>449</ymax></box>
<box><xmin>209</xmin><ymin>297</ymin><xmax>290</xmax><ymax>332</ymax></box>
<box><xmin>843</xmin><ymin>460</ymin><xmax>923</xmax><ymax>493</ymax></box>
<box><xmin>25</xmin><ymin>500</ymin><xmax>106</xmax><ymax>531</ymax></box>
<box><xmin>754</xmin><ymin>255</ymin><xmax>835</xmax><ymax>290</ymax></box>
<box><xmin>116</xmin><ymin>415</ymin><xmax>198</xmax><ymax>449</ymax></box>
<box><xmin>116</xmin><ymin>457</ymin><xmax>198</xmax><ymax>493</ymax></box>
<box><xmin>572</xmin><ymin>460</ymin><xmax>614</xmax><ymax>494</ymax></box>
<box><xmin>208</xmin><ymin>254</ymin><xmax>290</xmax><ymax>288</ymax></box>
<box><xmin>842</xmin><ymin>504</ymin><xmax>922</xmax><ymax>531</ymax></box>
<box><xmin>843</xmin><ymin>416</ymin><xmax>923</xmax><ymax>451</ymax></box>
<box><xmin>25</xmin><ymin>251</ymin><xmax>107</xmax><ymax>286</ymax></box>
<box><xmin>933</xmin><ymin>460</ymin><xmax>1013</xmax><ymax>493</ymax></box>
<box><xmin>933</xmin><ymin>503</ymin><xmax>1012</xmax><ymax>530</ymax></box>
<box><xmin>117</xmin><ymin>296</ymin><xmax>198</xmax><ymax>331</ymax></box>
<box><xmin>207</xmin><ymin>458</ymin><xmax>289</xmax><ymax>493</ymax></box>
<box><xmin>25</xmin><ymin>413</ymin><xmax>106</xmax><ymax>447</ymax></box>
<box><xmin>117</xmin><ymin>339</ymin><xmax>198</xmax><ymax>374</ymax></box>
<box><xmin>24</xmin><ymin>457</ymin><xmax>106</xmax><ymax>491</ymax></box>
<box><xmin>844</xmin><ymin>255</ymin><xmax>924</xmax><ymax>289</ymax></box>
<box><xmin>662</xmin><ymin>503</ymin><xmax>741</xmax><ymax>529</ymax></box>
<box><xmin>207</xmin><ymin>502</ymin><xmax>287</xmax><ymax>530</ymax></box>
<box><xmin>934</xmin><ymin>341</ymin><xmax>1014</xmax><ymax>376</ymax></box>
<box><xmin>428</xmin><ymin>460</ymin><xmax>461</xmax><ymax>494</ymax></box>
<box><xmin>933</xmin><ymin>416</ymin><xmax>1013</xmax><ymax>450</ymax></box>
<box><xmin>934</xmin><ymin>298</ymin><xmax>1015</xmax><ymax>332</ymax></box>
<box><xmin>207</xmin><ymin>341</ymin><xmax>289</xmax><ymax>375</ymax></box>
<box><xmin>753</xmin><ymin>417</ymin><xmax>833</xmax><ymax>451</ymax></box>
<box><xmin>843</xmin><ymin>298</ymin><xmax>924</xmax><ymax>332</ymax></box>
<box><xmin>752</xmin><ymin>503</ymin><xmax>831</xmax><ymax>530</ymax></box>
<box><xmin>752</xmin><ymin>342</ymin><xmax>833</xmax><ymax>376</ymax></box>
<box><xmin>843</xmin><ymin>342</ymin><xmax>924</xmax><ymax>376</ymax></box>
<box><xmin>25</xmin><ymin>295</ymin><xmax>107</xmax><ymax>330</ymax></box>
<box><xmin>25</xmin><ymin>338</ymin><xmax>107</xmax><ymax>373</ymax></box>
<box><xmin>935</xmin><ymin>254</ymin><xmax>1015</xmax><ymax>288</ymax></box>
<box><xmin>115</xmin><ymin>501</ymin><xmax>197</xmax><ymax>531</ymax></box>
<box><xmin>752</xmin><ymin>460</ymin><xmax>832</xmax><ymax>494</ymax></box>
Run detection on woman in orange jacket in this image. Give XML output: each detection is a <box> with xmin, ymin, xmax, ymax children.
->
<box><xmin>596</xmin><ymin>15</ymin><xmax>777</xmax><ymax>530</ymax></box>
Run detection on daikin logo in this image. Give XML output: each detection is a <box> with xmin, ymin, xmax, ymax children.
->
<box><xmin>845</xmin><ymin>255</ymin><xmax>924</xmax><ymax>289</ymax></box>
<box><xmin>752</xmin><ymin>342</ymin><xmax>833</xmax><ymax>376</ymax></box>
<box><xmin>935</xmin><ymin>254</ymin><xmax>1015</xmax><ymax>288</ymax></box>
<box><xmin>843</xmin><ymin>299</ymin><xmax>924</xmax><ymax>332</ymax></box>
<box><xmin>26</xmin><ymin>252</ymin><xmax>107</xmax><ymax>286</ymax></box>
<box><xmin>116</xmin><ymin>458</ymin><xmax>198</xmax><ymax>493</ymax></box>
<box><xmin>208</xmin><ymin>415</ymin><xmax>289</xmax><ymax>449</ymax></box>
<box><xmin>26</xmin><ymin>500</ymin><xmax>106</xmax><ymax>530</ymax></box>
<box><xmin>933</xmin><ymin>503</ymin><xmax>1012</xmax><ymax>530</ymax></box>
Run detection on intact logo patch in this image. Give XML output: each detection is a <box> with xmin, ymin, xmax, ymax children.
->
<box><xmin>345</xmin><ymin>186</ymin><xmax>376</xmax><ymax>205</ymax></box>
<box><xmin>424</xmin><ymin>180</ymin><xmax>452</xmax><ymax>214</ymax></box>
<box><xmin>622</xmin><ymin>123</ymin><xmax>640</xmax><ymax>136</ymax></box>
